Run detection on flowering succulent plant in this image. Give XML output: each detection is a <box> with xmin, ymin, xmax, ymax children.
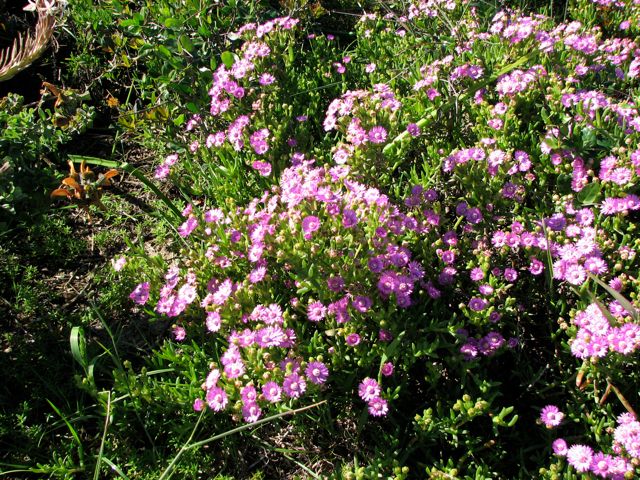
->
<box><xmin>112</xmin><ymin>0</ymin><xmax>640</xmax><ymax>476</ymax></box>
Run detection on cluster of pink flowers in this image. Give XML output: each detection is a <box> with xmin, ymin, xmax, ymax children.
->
<box><xmin>495</xmin><ymin>65</ymin><xmax>546</xmax><ymax>97</ymax></box>
<box><xmin>459</xmin><ymin>331</ymin><xmax>512</xmax><ymax>360</ymax></box>
<box><xmin>358</xmin><ymin>377</ymin><xmax>388</xmax><ymax>417</ymax></box>
<box><xmin>570</xmin><ymin>302</ymin><xmax>640</xmax><ymax>359</ymax></box>
<box><xmin>551</xmin><ymin>412</ymin><xmax>640</xmax><ymax>477</ymax></box>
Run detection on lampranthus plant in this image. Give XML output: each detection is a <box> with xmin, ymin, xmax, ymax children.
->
<box><xmin>108</xmin><ymin>0</ymin><xmax>640</xmax><ymax>476</ymax></box>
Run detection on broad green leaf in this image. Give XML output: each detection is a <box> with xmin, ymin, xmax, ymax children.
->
<box><xmin>221</xmin><ymin>51</ymin><xmax>235</xmax><ymax>68</ymax></box>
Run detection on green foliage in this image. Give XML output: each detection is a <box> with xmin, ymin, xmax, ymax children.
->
<box><xmin>0</xmin><ymin>93</ymin><xmax>94</xmax><ymax>227</ymax></box>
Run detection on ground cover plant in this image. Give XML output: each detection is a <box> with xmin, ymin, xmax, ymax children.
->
<box><xmin>2</xmin><ymin>0</ymin><xmax>640</xmax><ymax>478</ymax></box>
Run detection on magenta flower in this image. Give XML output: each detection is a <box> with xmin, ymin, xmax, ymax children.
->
<box><xmin>305</xmin><ymin>361</ymin><xmax>329</xmax><ymax>385</ymax></box>
<box><xmin>367</xmin><ymin>397</ymin><xmax>389</xmax><ymax>417</ymax></box>
<box><xmin>566</xmin><ymin>444</ymin><xmax>594</xmax><ymax>473</ymax></box>
<box><xmin>540</xmin><ymin>405</ymin><xmax>564</xmax><ymax>428</ymax></box>
<box><xmin>262</xmin><ymin>381</ymin><xmax>282</xmax><ymax>403</ymax></box>
<box><xmin>242</xmin><ymin>402</ymin><xmax>262</xmax><ymax>423</ymax></box>
<box><xmin>172</xmin><ymin>326</ymin><xmax>186</xmax><ymax>341</ymax></box>
<box><xmin>130</xmin><ymin>282</ymin><xmax>150</xmax><ymax>305</ymax></box>
<box><xmin>307</xmin><ymin>301</ymin><xmax>327</xmax><ymax>322</ymax></box>
<box><xmin>283</xmin><ymin>372</ymin><xmax>306</xmax><ymax>398</ymax></box>
<box><xmin>193</xmin><ymin>398</ymin><xmax>205</xmax><ymax>412</ymax></box>
<box><xmin>368</xmin><ymin>126</ymin><xmax>388</xmax><ymax>144</ymax></box>
<box><xmin>358</xmin><ymin>377</ymin><xmax>380</xmax><ymax>402</ymax></box>
<box><xmin>206</xmin><ymin>386</ymin><xmax>228</xmax><ymax>412</ymax></box>
<box><xmin>252</xmin><ymin>161</ymin><xmax>272</xmax><ymax>176</ymax></box>
<box><xmin>469</xmin><ymin>297</ymin><xmax>488</xmax><ymax>312</ymax></box>
<box><xmin>552</xmin><ymin>438</ymin><xmax>568</xmax><ymax>456</ymax></box>
<box><xmin>301</xmin><ymin>216</ymin><xmax>321</xmax><ymax>239</ymax></box>
<box><xmin>381</xmin><ymin>362</ymin><xmax>394</xmax><ymax>376</ymax></box>
<box><xmin>346</xmin><ymin>333</ymin><xmax>361</xmax><ymax>347</ymax></box>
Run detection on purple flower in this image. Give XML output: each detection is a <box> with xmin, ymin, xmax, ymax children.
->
<box><xmin>172</xmin><ymin>326</ymin><xmax>186</xmax><ymax>341</ymax></box>
<box><xmin>327</xmin><ymin>276</ymin><xmax>345</xmax><ymax>292</ymax></box>
<box><xmin>130</xmin><ymin>282</ymin><xmax>150</xmax><ymax>305</ymax></box>
<box><xmin>206</xmin><ymin>386</ymin><xmax>228</xmax><ymax>412</ymax></box>
<box><xmin>406</xmin><ymin>123</ymin><xmax>421</xmax><ymax>137</ymax></box>
<box><xmin>540</xmin><ymin>405</ymin><xmax>564</xmax><ymax>428</ymax></box>
<box><xmin>368</xmin><ymin>126</ymin><xmax>388</xmax><ymax>144</ymax></box>
<box><xmin>552</xmin><ymin>438</ymin><xmax>568</xmax><ymax>456</ymax></box>
<box><xmin>377</xmin><ymin>271</ymin><xmax>398</xmax><ymax>296</ymax></box>
<box><xmin>465</xmin><ymin>207</ymin><xmax>483</xmax><ymax>224</ymax></box>
<box><xmin>252</xmin><ymin>161</ymin><xmax>272</xmax><ymax>176</ymax></box>
<box><xmin>283</xmin><ymin>372</ymin><xmax>306</xmax><ymax>398</ymax></box>
<box><xmin>378</xmin><ymin>329</ymin><xmax>393</xmax><ymax>342</ymax></box>
<box><xmin>346</xmin><ymin>333</ymin><xmax>361</xmax><ymax>346</ymax></box>
<box><xmin>262</xmin><ymin>381</ymin><xmax>282</xmax><ymax>403</ymax></box>
<box><xmin>358</xmin><ymin>377</ymin><xmax>380</xmax><ymax>402</ymax></box>
<box><xmin>242</xmin><ymin>402</ymin><xmax>262</xmax><ymax>423</ymax></box>
<box><xmin>567</xmin><ymin>444</ymin><xmax>594</xmax><ymax>473</ymax></box>
<box><xmin>302</xmin><ymin>216</ymin><xmax>321</xmax><ymax>239</ymax></box>
<box><xmin>305</xmin><ymin>361</ymin><xmax>329</xmax><ymax>384</ymax></box>
<box><xmin>381</xmin><ymin>362</ymin><xmax>394</xmax><ymax>376</ymax></box>
<box><xmin>307</xmin><ymin>301</ymin><xmax>327</xmax><ymax>322</ymax></box>
<box><xmin>469</xmin><ymin>297</ymin><xmax>488</xmax><ymax>312</ymax></box>
<box><xmin>342</xmin><ymin>209</ymin><xmax>358</xmax><ymax>228</ymax></box>
<box><xmin>352</xmin><ymin>295</ymin><xmax>372</xmax><ymax>313</ymax></box>
<box><xmin>193</xmin><ymin>398</ymin><xmax>205</xmax><ymax>412</ymax></box>
<box><xmin>367</xmin><ymin>397</ymin><xmax>389</xmax><ymax>417</ymax></box>
<box><xmin>460</xmin><ymin>342</ymin><xmax>479</xmax><ymax>360</ymax></box>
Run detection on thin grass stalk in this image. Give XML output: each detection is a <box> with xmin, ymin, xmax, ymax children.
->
<box><xmin>158</xmin><ymin>400</ymin><xmax>327</xmax><ymax>480</ymax></box>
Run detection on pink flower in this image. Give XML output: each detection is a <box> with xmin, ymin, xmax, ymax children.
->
<box><xmin>567</xmin><ymin>444</ymin><xmax>594</xmax><ymax>473</ymax></box>
<box><xmin>540</xmin><ymin>405</ymin><xmax>564</xmax><ymax>428</ymax></box>
<box><xmin>307</xmin><ymin>301</ymin><xmax>327</xmax><ymax>322</ymax></box>
<box><xmin>130</xmin><ymin>282</ymin><xmax>150</xmax><ymax>305</ymax></box>
<box><xmin>262</xmin><ymin>381</ymin><xmax>282</xmax><ymax>403</ymax></box>
<box><xmin>193</xmin><ymin>398</ymin><xmax>205</xmax><ymax>412</ymax></box>
<box><xmin>178</xmin><ymin>216</ymin><xmax>198</xmax><ymax>237</ymax></box>
<box><xmin>111</xmin><ymin>256</ymin><xmax>127</xmax><ymax>271</ymax></box>
<box><xmin>242</xmin><ymin>402</ymin><xmax>262</xmax><ymax>423</ymax></box>
<box><xmin>368</xmin><ymin>126</ymin><xmax>388</xmax><ymax>144</ymax></box>
<box><xmin>358</xmin><ymin>377</ymin><xmax>380</xmax><ymax>402</ymax></box>
<box><xmin>301</xmin><ymin>216</ymin><xmax>321</xmax><ymax>239</ymax></box>
<box><xmin>283</xmin><ymin>373</ymin><xmax>306</xmax><ymax>398</ymax></box>
<box><xmin>552</xmin><ymin>438</ymin><xmax>568</xmax><ymax>456</ymax></box>
<box><xmin>367</xmin><ymin>397</ymin><xmax>388</xmax><ymax>416</ymax></box>
<box><xmin>172</xmin><ymin>326</ymin><xmax>186</xmax><ymax>341</ymax></box>
<box><xmin>206</xmin><ymin>386</ymin><xmax>228</xmax><ymax>411</ymax></box>
<box><xmin>206</xmin><ymin>311</ymin><xmax>221</xmax><ymax>332</ymax></box>
<box><xmin>346</xmin><ymin>333</ymin><xmax>361</xmax><ymax>346</ymax></box>
<box><xmin>252</xmin><ymin>161</ymin><xmax>272</xmax><ymax>176</ymax></box>
<box><xmin>305</xmin><ymin>361</ymin><xmax>329</xmax><ymax>384</ymax></box>
<box><xmin>381</xmin><ymin>362</ymin><xmax>394</xmax><ymax>376</ymax></box>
